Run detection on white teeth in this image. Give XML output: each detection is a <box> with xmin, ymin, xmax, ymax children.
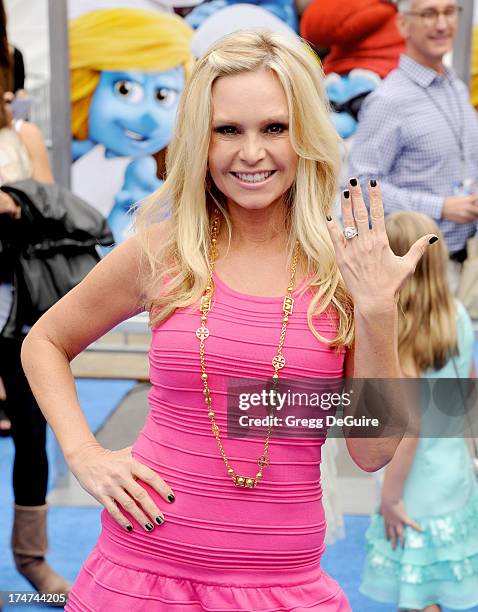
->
<box><xmin>124</xmin><ymin>129</ymin><xmax>146</xmax><ymax>142</ymax></box>
<box><xmin>234</xmin><ymin>171</ymin><xmax>273</xmax><ymax>183</ymax></box>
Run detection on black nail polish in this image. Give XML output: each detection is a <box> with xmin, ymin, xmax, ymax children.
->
<box><xmin>349</xmin><ymin>178</ymin><xmax>358</xmax><ymax>187</ymax></box>
<box><xmin>125</xmin><ymin>525</ymin><xmax>133</xmax><ymax>532</ymax></box>
<box><xmin>370</xmin><ymin>179</ymin><xmax>377</xmax><ymax>188</ymax></box>
<box><xmin>343</xmin><ymin>190</ymin><xmax>350</xmax><ymax>199</ymax></box>
<box><xmin>155</xmin><ymin>516</ymin><xmax>164</xmax><ymax>525</ymax></box>
<box><xmin>326</xmin><ymin>215</ymin><xmax>332</xmax><ymax>222</ymax></box>
<box><xmin>145</xmin><ymin>522</ymin><xmax>154</xmax><ymax>531</ymax></box>
<box><xmin>429</xmin><ymin>236</ymin><xmax>439</xmax><ymax>244</ymax></box>
<box><xmin>167</xmin><ymin>494</ymin><xmax>175</xmax><ymax>503</ymax></box>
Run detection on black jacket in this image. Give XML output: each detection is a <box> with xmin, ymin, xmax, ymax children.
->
<box><xmin>0</xmin><ymin>179</ymin><xmax>113</xmax><ymax>339</ymax></box>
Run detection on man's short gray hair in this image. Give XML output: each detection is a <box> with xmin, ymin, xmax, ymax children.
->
<box><xmin>395</xmin><ymin>0</ymin><xmax>413</xmax><ymax>13</ymax></box>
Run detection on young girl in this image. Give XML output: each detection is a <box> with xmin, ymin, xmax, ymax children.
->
<box><xmin>360</xmin><ymin>211</ymin><xmax>478</xmax><ymax>611</ymax></box>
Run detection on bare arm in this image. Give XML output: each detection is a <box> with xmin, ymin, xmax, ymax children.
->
<box><xmin>21</xmin><ymin>226</ymin><xmax>175</xmax><ymax>532</ymax></box>
<box><xmin>18</xmin><ymin>121</ymin><xmax>54</xmax><ymax>183</ymax></box>
<box><xmin>343</xmin><ymin>304</ymin><xmax>405</xmax><ymax>472</ymax></box>
<box><xmin>381</xmin><ymin>436</ymin><xmax>420</xmax><ymax>502</ymax></box>
<box><xmin>21</xmin><ymin>235</ymin><xmax>145</xmax><ymax>460</ymax></box>
<box><xmin>380</xmin><ymin>434</ymin><xmax>422</xmax><ymax>549</ymax></box>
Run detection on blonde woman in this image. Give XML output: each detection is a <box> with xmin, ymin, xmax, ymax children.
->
<box><xmin>21</xmin><ymin>31</ymin><xmax>437</xmax><ymax>610</ymax></box>
<box><xmin>360</xmin><ymin>212</ymin><xmax>478</xmax><ymax>611</ymax></box>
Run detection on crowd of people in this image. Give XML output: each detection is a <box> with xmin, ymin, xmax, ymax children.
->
<box><xmin>1</xmin><ymin>0</ymin><xmax>478</xmax><ymax>611</ymax></box>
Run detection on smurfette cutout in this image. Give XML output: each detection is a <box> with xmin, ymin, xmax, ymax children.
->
<box><xmin>69</xmin><ymin>8</ymin><xmax>194</xmax><ymax>244</ymax></box>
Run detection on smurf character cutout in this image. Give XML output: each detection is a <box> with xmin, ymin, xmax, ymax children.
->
<box><xmin>69</xmin><ymin>8</ymin><xmax>194</xmax><ymax>244</ymax></box>
<box><xmin>300</xmin><ymin>0</ymin><xmax>404</xmax><ymax>139</ymax></box>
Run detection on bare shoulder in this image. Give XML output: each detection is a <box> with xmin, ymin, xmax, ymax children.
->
<box><xmin>17</xmin><ymin>121</ymin><xmax>55</xmax><ymax>182</ymax></box>
<box><xmin>18</xmin><ymin>120</ymin><xmax>45</xmax><ymax>146</ymax></box>
<box><xmin>92</xmin><ymin>219</ymin><xmax>171</xmax><ymax>309</ymax></box>
<box><xmin>140</xmin><ymin>218</ymin><xmax>171</xmax><ymax>251</ymax></box>
<box><xmin>137</xmin><ymin>219</ymin><xmax>172</xmax><ymax>307</ymax></box>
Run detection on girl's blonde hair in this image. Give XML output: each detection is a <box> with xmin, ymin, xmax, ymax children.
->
<box><xmin>69</xmin><ymin>8</ymin><xmax>194</xmax><ymax>141</ymax></box>
<box><xmin>385</xmin><ymin>211</ymin><xmax>457</xmax><ymax>372</ymax></box>
<box><xmin>137</xmin><ymin>29</ymin><xmax>354</xmax><ymax>347</ymax></box>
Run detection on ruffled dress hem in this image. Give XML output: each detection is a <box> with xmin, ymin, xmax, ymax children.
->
<box><xmin>360</xmin><ymin>488</ymin><xmax>478</xmax><ymax>610</ymax></box>
<box><xmin>65</xmin><ymin>547</ymin><xmax>351</xmax><ymax>612</ymax></box>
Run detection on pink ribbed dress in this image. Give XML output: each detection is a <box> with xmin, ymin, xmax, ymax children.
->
<box><xmin>66</xmin><ymin>272</ymin><xmax>351</xmax><ymax>611</ymax></box>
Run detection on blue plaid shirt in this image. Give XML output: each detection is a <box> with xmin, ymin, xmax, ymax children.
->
<box><xmin>349</xmin><ymin>55</ymin><xmax>478</xmax><ymax>254</ymax></box>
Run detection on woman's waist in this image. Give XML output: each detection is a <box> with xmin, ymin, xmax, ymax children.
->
<box><xmin>98</xmin><ymin>505</ymin><xmax>326</xmax><ymax>582</ymax></box>
<box><xmin>132</xmin><ymin>428</ymin><xmax>325</xmax><ymax>505</ymax></box>
<box><xmin>111</xmin><ymin>432</ymin><xmax>328</xmax><ymax>576</ymax></box>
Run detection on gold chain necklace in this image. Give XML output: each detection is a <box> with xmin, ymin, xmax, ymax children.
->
<box><xmin>196</xmin><ymin>212</ymin><xmax>300</xmax><ymax>489</ymax></box>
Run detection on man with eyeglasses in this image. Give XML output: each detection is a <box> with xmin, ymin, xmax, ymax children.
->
<box><xmin>349</xmin><ymin>0</ymin><xmax>478</xmax><ymax>292</ymax></box>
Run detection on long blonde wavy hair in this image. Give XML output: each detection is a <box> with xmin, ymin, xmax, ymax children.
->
<box><xmin>136</xmin><ymin>29</ymin><xmax>354</xmax><ymax>348</ymax></box>
<box><xmin>386</xmin><ymin>212</ymin><xmax>457</xmax><ymax>373</ymax></box>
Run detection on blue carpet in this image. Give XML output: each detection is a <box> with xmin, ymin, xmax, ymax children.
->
<box><xmin>0</xmin><ymin>379</ymin><xmax>135</xmax><ymax>612</ymax></box>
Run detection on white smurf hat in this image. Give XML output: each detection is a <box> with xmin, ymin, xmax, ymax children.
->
<box><xmin>191</xmin><ymin>4</ymin><xmax>298</xmax><ymax>58</ymax></box>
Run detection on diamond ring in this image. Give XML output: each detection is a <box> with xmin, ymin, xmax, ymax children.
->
<box><xmin>343</xmin><ymin>226</ymin><xmax>359</xmax><ymax>240</ymax></box>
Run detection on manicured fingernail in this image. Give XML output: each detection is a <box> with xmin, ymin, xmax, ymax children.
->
<box><xmin>125</xmin><ymin>525</ymin><xmax>133</xmax><ymax>532</ymax></box>
<box><xmin>370</xmin><ymin>179</ymin><xmax>377</xmax><ymax>187</ymax></box>
<box><xmin>343</xmin><ymin>190</ymin><xmax>350</xmax><ymax>199</ymax></box>
<box><xmin>326</xmin><ymin>215</ymin><xmax>332</xmax><ymax>222</ymax></box>
<box><xmin>145</xmin><ymin>522</ymin><xmax>154</xmax><ymax>531</ymax></box>
<box><xmin>155</xmin><ymin>516</ymin><xmax>164</xmax><ymax>525</ymax></box>
<box><xmin>167</xmin><ymin>494</ymin><xmax>175</xmax><ymax>503</ymax></box>
<box><xmin>429</xmin><ymin>236</ymin><xmax>439</xmax><ymax>244</ymax></box>
<box><xmin>349</xmin><ymin>178</ymin><xmax>358</xmax><ymax>187</ymax></box>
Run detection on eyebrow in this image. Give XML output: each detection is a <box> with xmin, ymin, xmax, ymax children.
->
<box><xmin>212</xmin><ymin>115</ymin><xmax>289</xmax><ymax>125</ymax></box>
<box><xmin>112</xmin><ymin>70</ymin><xmax>183</xmax><ymax>89</ymax></box>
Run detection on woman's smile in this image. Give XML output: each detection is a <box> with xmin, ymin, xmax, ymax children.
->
<box><xmin>229</xmin><ymin>170</ymin><xmax>277</xmax><ymax>187</ymax></box>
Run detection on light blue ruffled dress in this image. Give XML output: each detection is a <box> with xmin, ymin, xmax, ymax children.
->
<box><xmin>360</xmin><ymin>301</ymin><xmax>478</xmax><ymax>610</ymax></box>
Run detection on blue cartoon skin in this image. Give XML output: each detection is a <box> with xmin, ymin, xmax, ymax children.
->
<box><xmin>185</xmin><ymin>0</ymin><xmax>298</xmax><ymax>32</ymax></box>
<box><xmin>325</xmin><ymin>70</ymin><xmax>381</xmax><ymax>140</ymax></box>
<box><xmin>72</xmin><ymin>67</ymin><xmax>185</xmax><ymax>243</ymax></box>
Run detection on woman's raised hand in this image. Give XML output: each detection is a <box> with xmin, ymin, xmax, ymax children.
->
<box><xmin>68</xmin><ymin>442</ymin><xmax>175</xmax><ymax>532</ymax></box>
<box><xmin>326</xmin><ymin>179</ymin><xmax>438</xmax><ymax>313</ymax></box>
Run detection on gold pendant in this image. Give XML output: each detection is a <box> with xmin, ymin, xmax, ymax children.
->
<box><xmin>196</xmin><ymin>326</ymin><xmax>210</xmax><ymax>340</ymax></box>
<box><xmin>200</xmin><ymin>295</ymin><xmax>211</xmax><ymax>313</ymax></box>
<box><xmin>283</xmin><ymin>296</ymin><xmax>294</xmax><ymax>315</ymax></box>
<box><xmin>272</xmin><ymin>354</ymin><xmax>286</xmax><ymax>369</ymax></box>
<box><xmin>234</xmin><ymin>476</ymin><xmax>256</xmax><ymax>488</ymax></box>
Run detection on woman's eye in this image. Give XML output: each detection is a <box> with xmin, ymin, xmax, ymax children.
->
<box><xmin>113</xmin><ymin>80</ymin><xmax>144</xmax><ymax>103</ymax></box>
<box><xmin>155</xmin><ymin>88</ymin><xmax>178</xmax><ymax>108</ymax></box>
<box><xmin>215</xmin><ymin>126</ymin><xmax>238</xmax><ymax>135</ymax></box>
<box><xmin>266</xmin><ymin>123</ymin><xmax>287</xmax><ymax>134</ymax></box>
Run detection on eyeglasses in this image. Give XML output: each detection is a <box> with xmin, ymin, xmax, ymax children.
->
<box><xmin>406</xmin><ymin>5</ymin><xmax>462</xmax><ymax>27</ymax></box>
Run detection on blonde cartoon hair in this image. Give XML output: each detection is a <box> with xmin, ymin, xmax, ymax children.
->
<box><xmin>472</xmin><ymin>25</ymin><xmax>478</xmax><ymax>110</ymax></box>
<box><xmin>137</xmin><ymin>29</ymin><xmax>354</xmax><ymax>348</ymax></box>
<box><xmin>69</xmin><ymin>8</ymin><xmax>194</xmax><ymax>141</ymax></box>
<box><xmin>385</xmin><ymin>211</ymin><xmax>457</xmax><ymax>373</ymax></box>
